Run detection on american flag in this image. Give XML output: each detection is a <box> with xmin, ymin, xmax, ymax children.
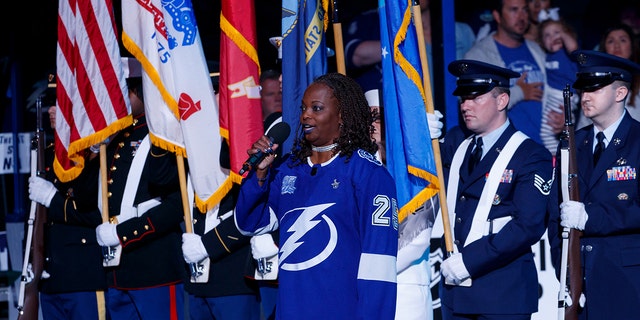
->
<box><xmin>54</xmin><ymin>0</ymin><xmax>131</xmax><ymax>182</ymax></box>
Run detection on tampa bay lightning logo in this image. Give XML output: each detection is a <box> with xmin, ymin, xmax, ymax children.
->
<box><xmin>163</xmin><ymin>0</ymin><xmax>197</xmax><ymax>48</ymax></box>
<box><xmin>280</xmin><ymin>203</ymin><xmax>338</xmax><ymax>271</ymax></box>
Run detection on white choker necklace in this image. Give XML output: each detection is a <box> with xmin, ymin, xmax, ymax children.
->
<box><xmin>312</xmin><ymin>143</ymin><xmax>338</xmax><ymax>152</ymax></box>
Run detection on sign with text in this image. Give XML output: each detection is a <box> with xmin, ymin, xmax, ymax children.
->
<box><xmin>0</xmin><ymin>132</ymin><xmax>32</xmax><ymax>174</ymax></box>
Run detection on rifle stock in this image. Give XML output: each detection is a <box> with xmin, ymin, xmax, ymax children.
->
<box><xmin>18</xmin><ymin>97</ymin><xmax>47</xmax><ymax>319</ymax></box>
<box><xmin>558</xmin><ymin>85</ymin><xmax>583</xmax><ymax>320</ymax></box>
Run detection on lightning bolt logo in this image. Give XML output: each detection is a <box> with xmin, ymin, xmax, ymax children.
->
<box><xmin>280</xmin><ymin>203</ymin><xmax>338</xmax><ymax>271</ymax></box>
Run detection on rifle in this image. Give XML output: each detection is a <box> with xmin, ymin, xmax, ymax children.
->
<box><xmin>17</xmin><ymin>97</ymin><xmax>47</xmax><ymax>319</ymax></box>
<box><xmin>557</xmin><ymin>85</ymin><xmax>583</xmax><ymax>320</ymax></box>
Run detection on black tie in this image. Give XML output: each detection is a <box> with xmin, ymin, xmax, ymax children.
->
<box><xmin>468</xmin><ymin>136</ymin><xmax>483</xmax><ymax>174</ymax></box>
<box><xmin>593</xmin><ymin>131</ymin><xmax>605</xmax><ymax>165</ymax></box>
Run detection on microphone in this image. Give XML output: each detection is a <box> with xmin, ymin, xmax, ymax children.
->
<box><xmin>239</xmin><ymin>122</ymin><xmax>291</xmax><ymax>175</ymax></box>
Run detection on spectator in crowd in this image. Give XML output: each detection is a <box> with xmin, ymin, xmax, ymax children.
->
<box><xmin>538</xmin><ymin>16</ymin><xmax>579</xmax><ymax>154</ymax></box>
<box><xmin>440</xmin><ymin>59</ymin><xmax>552</xmax><ymax>319</ymax></box>
<box><xmin>600</xmin><ymin>24</ymin><xmax>640</xmax><ymax>112</ymax></box>
<box><xmin>548</xmin><ymin>50</ymin><xmax>640</xmax><ymax>320</ymax></box>
<box><xmin>344</xmin><ymin>0</ymin><xmax>475</xmax><ymax>93</ymax></box>
<box><xmin>464</xmin><ymin>0</ymin><xmax>549</xmax><ymax>146</ymax></box>
<box><xmin>235</xmin><ymin>73</ymin><xmax>398</xmax><ymax>319</ymax></box>
<box><xmin>524</xmin><ymin>0</ymin><xmax>552</xmax><ymax>42</ymax></box>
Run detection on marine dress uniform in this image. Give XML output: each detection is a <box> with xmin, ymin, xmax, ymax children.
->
<box><xmin>549</xmin><ymin>51</ymin><xmax>640</xmax><ymax>320</ymax></box>
<box><xmin>101</xmin><ymin>113</ymin><xmax>186</xmax><ymax>319</ymax></box>
<box><xmin>439</xmin><ymin>60</ymin><xmax>554</xmax><ymax>318</ymax></box>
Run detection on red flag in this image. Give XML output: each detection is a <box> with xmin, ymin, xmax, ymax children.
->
<box><xmin>54</xmin><ymin>0</ymin><xmax>131</xmax><ymax>182</ymax></box>
<box><xmin>219</xmin><ymin>0</ymin><xmax>264</xmax><ymax>180</ymax></box>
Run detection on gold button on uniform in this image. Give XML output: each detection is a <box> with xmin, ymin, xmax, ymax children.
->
<box><xmin>81</xmin><ymin>238</ymin><xmax>87</xmax><ymax>244</ymax></box>
<box><xmin>119</xmin><ymin>142</ymin><xmax>125</xmax><ymax>148</ymax></box>
<box><xmin>144</xmin><ymin>225</ymin><xmax>149</xmax><ymax>230</ymax></box>
<box><xmin>123</xmin><ymin>236</ymin><xmax>128</xmax><ymax>241</ymax></box>
<box><xmin>110</xmin><ymin>166</ymin><xmax>117</xmax><ymax>172</ymax></box>
<box><xmin>114</xmin><ymin>154</ymin><xmax>121</xmax><ymax>159</ymax></box>
<box><xmin>133</xmin><ymin>230</ymin><xmax>138</xmax><ymax>236</ymax></box>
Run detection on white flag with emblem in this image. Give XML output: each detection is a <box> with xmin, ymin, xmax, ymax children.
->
<box><xmin>122</xmin><ymin>0</ymin><xmax>230</xmax><ymax>211</ymax></box>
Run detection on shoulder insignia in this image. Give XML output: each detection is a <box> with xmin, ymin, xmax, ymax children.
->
<box><xmin>534</xmin><ymin>173</ymin><xmax>553</xmax><ymax>195</ymax></box>
<box><xmin>357</xmin><ymin>149</ymin><xmax>382</xmax><ymax>166</ymax></box>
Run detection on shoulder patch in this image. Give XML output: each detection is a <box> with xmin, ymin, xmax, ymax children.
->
<box><xmin>357</xmin><ymin>149</ymin><xmax>382</xmax><ymax>166</ymax></box>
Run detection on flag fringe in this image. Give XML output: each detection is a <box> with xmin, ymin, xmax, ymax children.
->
<box><xmin>122</xmin><ymin>32</ymin><xmax>181</xmax><ymax>121</ymax></box>
<box><xmin>149</xmin><ymin>132</ymin><xmax>187</xmax><ymax>158</ymax></box>
<box><xmin>393</xmin><ymin>5</ymin><xmax>427</xmax><ymax>107</ymax></box>
<box><xmin>194</xmin><ymin>175</ymin><xmax>233</xmax><ymax>212</ymax></box>
<box><xmin>397</xmin><ymin>165</ymin><xmax>439</xmax><ymax>222</ymax></box>
<box><xmin>220</xmin><ymin>14</ymin><xmax>261</xmax><ymax>75</ymax></box>
<box><xmin>55</xmin><ymin>115</ymin><xmax>134</xmax><ymax>182</ymax></box>
<box><xmin>398</xmin><ymin>181</ymin><xmax>439</xmax><ymax>223</ymax></box>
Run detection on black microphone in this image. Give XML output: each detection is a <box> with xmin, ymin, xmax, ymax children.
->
<box><xmin>239</xmin><ymin>122</ymin><xmax>291</xmax><ymax>175</ymax></box>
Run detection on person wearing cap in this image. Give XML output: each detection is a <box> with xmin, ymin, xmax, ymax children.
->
<box><xmin>548</xmin><ymin>50</ymin><xmax>640</xmax><ymax>319</ymax></box>
<box><xmin>439</xmin><ymin>59</ymin><xmax>553</xmax><ymax>319</ymax></box>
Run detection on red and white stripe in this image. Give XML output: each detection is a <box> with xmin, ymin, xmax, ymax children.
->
<box><xmin>54</xmin><ymin>0</ymin><xmax>130</xmax><ymax>182</ymax></box>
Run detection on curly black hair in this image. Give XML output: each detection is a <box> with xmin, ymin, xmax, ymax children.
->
<box><xmin>291</xmin><ymin>73</ymin><xmax>378</xmax><ymax>164</ymax></box>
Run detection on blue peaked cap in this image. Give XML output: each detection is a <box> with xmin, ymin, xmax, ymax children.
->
<box><xmin>448</xmin><ymin>59</ymin><xmax>520</xmax><ymax>97</ymax></box>
<box><xmin>571</xmin><ymin>50</ymin><xmax>640</xmax><ymax>91</ymax></box>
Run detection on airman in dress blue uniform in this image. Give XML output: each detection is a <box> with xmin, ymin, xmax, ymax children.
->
<box><xmin>549</xmin><ymin>50</ymin><xmax>640</xmax><ymax>320</ymax></box>
<box><xmin>439</xmin><ymin>60</ymin><xmax>553</xmax><ymax>320</ymax></box>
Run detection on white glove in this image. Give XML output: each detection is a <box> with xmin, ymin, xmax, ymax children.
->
<box><xmin>250</xmin><ymin>234</ymin><xmax>279</xmax><ymax>260</ymax></box>
<box><xmin>182</xmin><ymin>233</ymin><xmax>209</xmax><ymax>264</ymax></box>
<box><xmin>560</xmin><ymin>200</ymin><xmax>588</xmax><ymax>230</ymax></box>
<box><xmin>28</xmin><ymin>176</ymin><xmax>57</xmax><ymax>208</ymax></box>
<box><xmin>440</xmin><ymin>253</ymin><xmax>470</xmax><ymax>285</ymax></box>
<box><xmin>427</xmin><ymin>110</ymin><xmax>444</xmax><ymax>139</ymax></box>
<box><xmin>96</xmin><ymin>222</ymin><xmax>120</xmax><ymax>247</ymax></box>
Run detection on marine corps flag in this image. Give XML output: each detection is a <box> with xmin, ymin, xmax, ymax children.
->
<box><xmin>54</xmin><ymin>0</ymin><xmax>132</xmax><ymax>182</ymax></box>
<box><xmin>379</xmin><ymin>0</ymin><xmax>439</xmax><ymax>222</ymax></box>
<box><xmin>219</xmin><ymin>0</ymin><xmax>264</xmax><ymax>180</ymax></box>
<box><xmin>121</xmin><ymin>0</ymin><xmax>228</xmax><ymax>211</ymax></box>
<box><xmin>280</xmin><ymin>0</ymin><xmax>329</xmax><ymax>152</ymax></box>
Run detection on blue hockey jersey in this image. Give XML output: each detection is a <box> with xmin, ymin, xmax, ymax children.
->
<box><xmin>235</xmin><ymin>150</ymin><xmax>398</xmax><ymax>319</ymax></box>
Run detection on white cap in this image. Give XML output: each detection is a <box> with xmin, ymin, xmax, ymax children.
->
<box><xmin>364</xmin><ymin>89</ymin><xmax>380</xmax><ymax>107</ymax></box>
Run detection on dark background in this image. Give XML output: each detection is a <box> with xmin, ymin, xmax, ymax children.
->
<box><xmin>1</xmin><ymin>0</ymin><xmax>636</xmax><ymax>222</ymax></box>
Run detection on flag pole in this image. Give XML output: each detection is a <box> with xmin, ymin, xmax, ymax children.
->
<box><xmin>177</xmin><ymin>154</ymin><xmax>203</xmax><ymax>281</ymax></box>
<box><xmin>177</xmin><ymin>154</ymin><xmax>192</xmax><ymax>234</ymax></box>
<box><xmin>410</xmin><ymin>0</ymin><xmax>454</xmax><ymax>256</ymax></box>
<box><xmin>331</xmin><ymin>0</ymin><xmax>346</xmax><ymax>74</ymax></box>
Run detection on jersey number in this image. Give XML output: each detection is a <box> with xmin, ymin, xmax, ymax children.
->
<box><xmin>372</xmin><ymin>195</ymin><xmax>391</xmax><ymax>226</ymax></box>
